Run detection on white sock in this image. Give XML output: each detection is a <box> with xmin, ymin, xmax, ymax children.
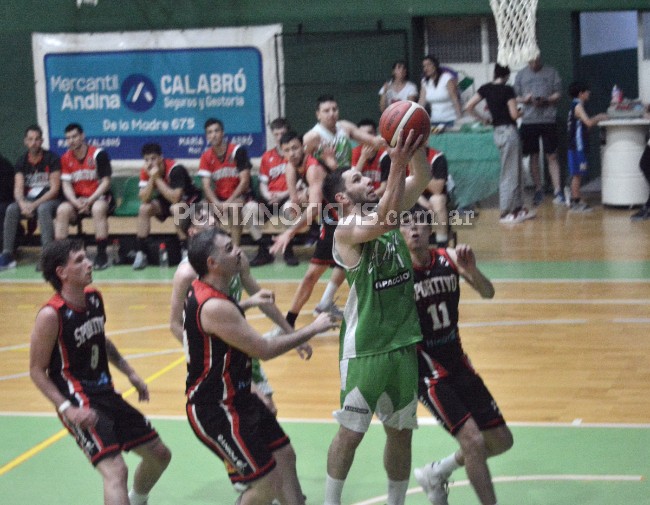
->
<box><xmin>324</xmin><ymin>475</ymin><xmax>345</xmax><ymax>505</ymax></box>
<box><xmin>438</xmin><ymin>453</ymin><xmax>461</xmax><ymax>476</ymax></box>
<box><xmin>128</xmin><ymin>489</ymin><xmax>148</xmax><ymax>505</ymax></box>
<box><xmin>387</xmin><ymin>479</ymin><xmax>409</xmax><ymax>505</ymax></box>
<box><xmin>318</xmin><ymin>281</ymin><xmax>338</xmax><ymax>308</ymax></box>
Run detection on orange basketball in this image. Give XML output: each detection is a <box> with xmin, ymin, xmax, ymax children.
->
<box><xmin>379</xmin><ymin>101</ymin><xmax>431</xmax><ymax>148</ymax></box>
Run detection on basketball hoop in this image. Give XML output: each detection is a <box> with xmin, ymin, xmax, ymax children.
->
<box><xmin>490</xmin><ymin>0</ymin><xmax>540</xmax><ymax>68</ymax></box>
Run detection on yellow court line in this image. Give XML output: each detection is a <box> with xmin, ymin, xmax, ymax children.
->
<box><xmin>0</xmin><ymin>355</ymin><xmax>186</xmax><ymax>477</ymax></box>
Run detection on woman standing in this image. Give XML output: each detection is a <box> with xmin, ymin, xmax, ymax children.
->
<box><xmin>419</xmin><ymin>55</ymin><xmax>463</xmax><ymax>127</ymax></box>
<box><xmin>379</xmin><ymin>60</ymin><xmax>419</xmax><ymax>112</ymax></box>
<box><xmin>465</xmin><ymin>64</ymin><xmax>535</xmax><ymax>224</ymax></box>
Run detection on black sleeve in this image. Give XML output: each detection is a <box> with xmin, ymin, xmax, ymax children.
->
<box><xmin>379</xmin><ymin>152</ymin><xmax>391</xmax><ymax>182</ymax></box>
<box><xmin>95</xmin><ymin>150</ymin><xmax>112</xmax><ymax>178</ymax></box>
<box><xmin>168</xmin><ymin>164</ymin><xmax>190</xmax><ymax>190</ymax></box>
<box><xmin>431</xmin><ymin>154</ymin><xmax>448</xmax><ymax>181</ymax></box>
<box><xmin>234</xmin><ymin>146</ymin><xmax>252</xmax><ymax>171</ymax></box>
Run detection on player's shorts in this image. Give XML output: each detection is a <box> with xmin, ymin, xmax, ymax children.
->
<box><xmin>153</xmin><ymin>192</ymin><xmax>201</xmax><ymax>222</ymax></box>
<box><xmin>334</xmin><ymin>345</ymin><xmax>419</xmax><ymax>433</ymax></box>
<box><xmin>70</xmin><ymin>192</ymin><xmax>117</xmax><ymax>220</ymax></box>
<box><xmin>417</xmin><ymin>349</ymin><xmax>505</xmax><ymax>435</ymax></box>
<box><xmin>311</xmin><ymin>221</ymin><xmax>336</xmax><ymax>266</ymax></box>
<box><xmin>58</xmin><ymin>391</ymin><xmax>159</xmax><ymax>466</ymax></box>
<box><xmin>186</xmin><ymin>393</ymin><xmax>289</xmax><ymax>488</ymax></box>
<box><xmin>567</xmin><ymin>149</ymin><xmax>588</xmax><ymax>177</ymax></box>
<box><xmin>519</xmin><ymin>123</ymin><xmax>559</xmax><ymax>156</ymax></box>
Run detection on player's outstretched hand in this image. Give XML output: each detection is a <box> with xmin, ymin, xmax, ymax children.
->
<box><xmin>65</xmin><ymin>406</ymin><xmax>99</xmax><ymax>430</ymax></box>
<box><xmin>270</xmin><ymin>231</ymin><xmax>291</xmax><ymax>255</ymax></box>
<box><xmin>246</xmin><ymin>289</ymin><xmax>276</xmax><ymax>309</ymax></box>
<box><xmin>295</xmin><ymin>342</ymin><xmax>313</xmax><ymax>360</ymax></box>
<box><xmin>388</xmin><ymin>129</ymin><xmax>424</xmax><ymax>169</ymax></box>
<box><xmin>454</xmin><ymin>244</ymin><xmax>477</xmax><ymax>270</ymax></box>
<box><xmin>310</xmin><ymin>312</ymin><xmax>341</xmax><ymax>335</ymax></box>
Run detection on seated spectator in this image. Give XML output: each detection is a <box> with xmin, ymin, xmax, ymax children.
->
<box><xmin>0</xmin><ymin>125</ymin><xmax>61</xmax><ymax>270</ymax></box>
<box><xmin>198</xmin><ymin>118</ymin><xmax>269</xmax><ymax>262</ymax></box>
<box><xmin>379</xmin><ymin>60</ymin><xmax>419</xmax><ymax>112</ymax></box>
<box><xmin>351</xmin><ymin>119</ymin><xmax>390</xmax><ymax>198</ymax></box>
<box><xmin>256</xmin><ymin>117</ymin><xmax>299</xmax><ymax>266</ymax></box>
<box><xmin>132</xmin><ymin>143</ymin><xmax>201</xmax><ymax>270</ymax></box>
<box><xmin>55</xmin><ymin>123</ymin><xmax>114</xmax><ymax>270</ymax></box>
<box><xmin>416</xmin><ymin>147</ymin><xmax>451</xmax><ymax>246</ymax></box>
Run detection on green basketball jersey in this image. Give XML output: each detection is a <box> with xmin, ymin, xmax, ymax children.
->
<box><xmin>229</xmin><ymin>274</ymin><xmax>243</xmax><ymax>302</ymax></box>
<box><xmin>337</xmin><ymin>229</ymin><xmax>422</xmax><ymax>359</ymax></box>
<box><xmin>311</xmin><ymin>122</ymin><xmax>353</xmax><ymax>167</ymax></box>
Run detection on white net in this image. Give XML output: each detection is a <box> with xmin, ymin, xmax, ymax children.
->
<box><xmin>490</xmin><ymin>0</ymin><xmax>540</xmax><ymax>68</ymax></box>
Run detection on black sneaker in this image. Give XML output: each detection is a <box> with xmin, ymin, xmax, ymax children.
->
<box><xmin>93</xmin><ymin>253</ymin><xmax>110</xmax><ymax>271</ymax></box>
<box><xmin>631</xmin><ymin>205</ymin><xmax>650</xmax><ymax>221</ymax></box>
<box><xmin>249</xmin><ymin>248</ymin><xmax>274</xmax><ymax>267</ymax></box>
<box><xmin>283</xmin><ymin>246</ymin><xmax>299</xmax><ymax>266</ymax></box>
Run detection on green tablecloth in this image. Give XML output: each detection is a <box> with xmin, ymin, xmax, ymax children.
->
<box><xmin>429</xmin><ymin>130</ymin><xmax>500</xmax><ymax>208</ymax></box>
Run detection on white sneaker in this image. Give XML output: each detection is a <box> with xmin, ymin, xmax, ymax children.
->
<box><xmin>132</xmin><ymin>251</ymin><xmax>148</xmax><ymax>270</ymax></box>
<box><xmin>313</xmin><ymin>301</ymin><xmax>344</xmax><ymax>319</ymax></box>
<box><xmin>499</xmin><ymin>212</ymin><xmax>524</xmax><ymax>224</ymax></box>
<box><xmin>563</xmin><ymin>186</ymin><xmax>572</xmax><ymax>208</ymax></box>
<box><xmin>569</xmin><ymin>201</ymin><xmax>593</xmax><ymax>213</ymax></box>
<box><xmin>414</xmin><ymin>462</ymin><xmax>449</xmax><ymax>505</ymax></box>
<box><xmin>516</xmin><ymin>207</ymin><xmax>537</xmax><ymax>221</ymax></box>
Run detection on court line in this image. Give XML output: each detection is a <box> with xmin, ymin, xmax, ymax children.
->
<box><xmin>0</xmin><ymin>356</ymin><xmax>185</xmax><ymax>477</ymax></box>
<box><xmin>353</xmin><ymin>474</ymin><xmax>645</xmax><ymax>505</ymax></box>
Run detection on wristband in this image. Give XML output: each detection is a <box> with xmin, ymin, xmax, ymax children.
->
<box><xmin>58</xmin><ymin>400</ymin><xmax>72</xmax><ymax>414</ymax></box>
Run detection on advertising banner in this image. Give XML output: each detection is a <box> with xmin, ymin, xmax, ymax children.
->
<box><xmin>33</xmin><ymin>26</ymin><xmax>283</xmax><ymax>170</ymax></box>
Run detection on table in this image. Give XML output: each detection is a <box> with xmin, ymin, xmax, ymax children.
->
<box><xmin>600</xmin><ymin>119</ymin><xmax>650</xmax><ymax>206</ymax></box>
<box><xmin>429</xmin><ymin>130</ymin><xmax>500</xmax><ymax>208</ymax></box>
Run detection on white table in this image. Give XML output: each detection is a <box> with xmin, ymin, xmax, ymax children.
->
<box><xmin>600</xmin><ymin>119</ymin><xmax>650</xmax><ymax>206</ymax></box>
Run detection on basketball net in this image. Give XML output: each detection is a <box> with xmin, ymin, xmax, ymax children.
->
<box><xmin>490</xmin><ymin>0</ymin><xmax>540</xmax><ymax>68</ymax></box>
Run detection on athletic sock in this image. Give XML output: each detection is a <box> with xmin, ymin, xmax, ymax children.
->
<box><xmin>324</xmin><ymin>475</ymin><xmax>345</xmax><ymax>505</ymax></box>
<box><xmin>438</xmin><ymin>452</ymin><xmax>462</xmax><ymax>476</ymax></box>
<box><xmin>286</xmin><ymin>311</ymin><xmax>298</xmax><ymax>328</ymax></box>
<box><xmin>318</xmin><ymin>280</ymin><xmax>338</xmax><ymax>308</ymax></box>
<box><xmin>136</xmin><ymin>237</ymin><xmax>148</xmax><ymax>253</ymax></box>
<box><xmin>96</xmin><ymin>238</ymin><xmax>108</xmax><ymax>256</ymax></box>
<box><xmin>387</xmin><ymin>479</ymin><xmax>409</xmax><ymax>505</ymax></box>
<box><xmin>128</xmin><ymin>489</ymin><xmax>149</xmax><ymax>505</ymax></box>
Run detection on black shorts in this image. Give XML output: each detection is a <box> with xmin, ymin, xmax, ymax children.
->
<box><xmin>153</xmin><ymin>192</ymin><xmax>201</xmax><ymax>222</ymax></box>
<box><xmin>311</xmin><ymin>220</ymin><xmax>336</xmax><ymax>266</ymax></box>
<box><xmin>59</xmin><ymin>391</ymin><xmax>159</xmax><ymax>466</ymax></box>
<box><xmin>186</xmin><ymin>393</ymin><xmax>290</xmax><ymax>487</ymax></box>
<box><xmin>519</xmin><ymin>123</ymin><xmax>559</xmax><ymax>156</ymax></box>
<box><xmin>417</xmin><ymin>349</ymin><xmax>505</xmax><ymax>435</ymax></box>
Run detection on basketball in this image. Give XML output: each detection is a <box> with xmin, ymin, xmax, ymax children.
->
<box><xmin>379</xmin><ymin>101</ymin><xmax>431</xmax><ymax>148</ymax></box>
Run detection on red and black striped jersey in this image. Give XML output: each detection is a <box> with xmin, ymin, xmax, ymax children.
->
<box><xmin>44</xmin><ymin>287</ymin><xmax>113</xmax><ymax>402</ymax></box>
<box><xmin>184</xmin><ymin>279</ymin><xmax>251</xmax><ymax>405</ymax></box>
<box><xmin>412</xmin><ymin>248</ymin><xmax>464</xmax><ymax>370</ymax></box>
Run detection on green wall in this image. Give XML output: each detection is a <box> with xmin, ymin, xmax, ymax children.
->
<box><xmin>1</xmin><ymin>0</ymin><xmax>647</xmax><ymax>166</ymax></box>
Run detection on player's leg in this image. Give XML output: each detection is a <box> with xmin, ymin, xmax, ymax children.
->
<box><xmin>286</xmin><ymin>262</ymin><xmax>328</xmax><ymax>326</ymax></box>
<box><xmin>55</xmin><ymin>201</ymin><xmax>76</xmax><ymax>240</ymax></box>
<box><xmin>271</xmin><ymin>443</ymin><xmax>306</xmax><ymax>505</ymax></box>
<box><xmin>95</xmin><ymin>454</ymin><xmax>130</xmax><ymax>505</ymax></box>
<box><xmin>521</xmin><ymin>124</ymin><xmax>543</xmax><ymax>204</ymax></box>
<box><xmin>383</xmin><ymin>426</ymin><xmax>412</xmax><ymax>505</ymax></box>
<box><xmin>325</xmin><ymin>426</ymin><xmax>365</xmax><ymax>505</ymax></box>
<box><xmin>313</xmin><ymin>266</ymin><xmax>345</xmax><ymax>316</ymax></box>
<box><xmin>91</xmin><ymin>198</ymin><xmax>110</xmax><ymax>269</ymax></box>
<box><xmin>128</xmin><ymin>438</ymin><xmax>172</xmax><ymax>504</ymax></box>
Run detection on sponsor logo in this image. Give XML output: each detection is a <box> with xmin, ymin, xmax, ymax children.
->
<box><xmin>121</xmin><ymin>74</ymin><xmax>157</xmax><ymax>112</ymax></box>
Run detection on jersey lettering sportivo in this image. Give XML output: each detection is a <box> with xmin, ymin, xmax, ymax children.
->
<box><xmin>310</xmin><ymin>122</ymin><xmax>353</xmax><ymax>167</ymax></box>
<box><xmin>198</xmin><ymin>144</ymin><xmax>250</xmax><ymax>200</ymax></box>
<box><xmin>184</xmin><ymin>279</ymin><xmax>251</xmax><ymax>405</ymax></box>
<box><xmin>45</xmin><ymin>287</ymin><xmax>113</xmax><ymax>402</ymax></box>
<box><xmin>61</xmin><ymin>146</ymin><xmax>111</xmax><ymax>198</ymax></box>
<box><xmin>139</xmin><ymin>158</ymin><xmax>200</xmax><ymax>201</ymax></box>
<box><xmin>334</xmin><ymin>229</ymin><xmax>422</xmax><ymax>359</ymax></box>
<box><xmin>259</xmin><ymin>147</ymin><xmax>288</xmax><ymax>193</ymax></box>
<box><xmin>351</xmin><ymin>145</ymin><xmax>389</xmax><ymax>189</ymax></box>
<box><xmin>412</xmin><ymin>248</ymin><xmax>464</xmax><ymax>370</ymax></box>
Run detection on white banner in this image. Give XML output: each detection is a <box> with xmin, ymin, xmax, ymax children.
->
<box><xmin>33</xmin><ymin>25</ymin><xmax>284</xmax><ymax>173</ymax></box>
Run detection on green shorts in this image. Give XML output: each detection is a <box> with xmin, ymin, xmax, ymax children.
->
<box><xmin>334</xmin><ymin>345</ymin><xmax>418</xmax><ymax>433</ymax></box>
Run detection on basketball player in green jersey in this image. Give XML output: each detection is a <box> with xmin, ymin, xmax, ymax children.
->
<box><xmin>321</xmin><ymin>129</ymin><xmax>430</xmax><ymax>505</ymax></box>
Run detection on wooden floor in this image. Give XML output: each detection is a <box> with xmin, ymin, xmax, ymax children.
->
<box><xmin>1</xmin><ymin>199</ymin><xmax>649</xmax><ymax>425</ymax></box>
